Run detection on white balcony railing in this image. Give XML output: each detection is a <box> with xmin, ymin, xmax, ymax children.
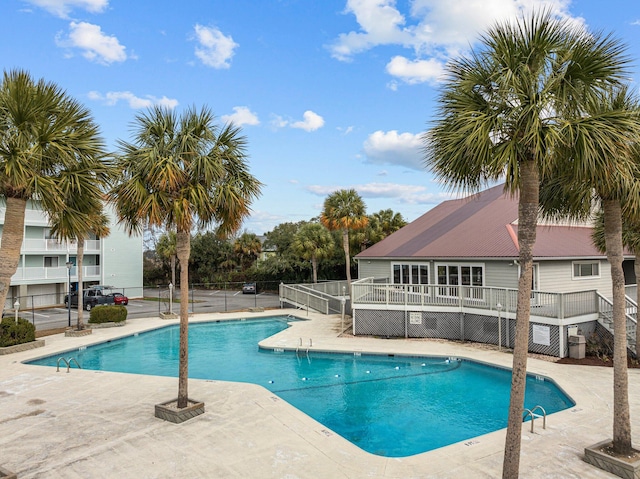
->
<box><xmin>19</xmin><ymin>238</ymin><xmax>101</xmax><ymax>253</ymax></box>
<box><xmin>11</xmin><ymin>266</ymin><xmax>101</xmax><ymax>282</ymax></box>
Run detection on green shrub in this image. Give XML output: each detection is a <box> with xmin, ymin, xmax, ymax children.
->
<box><xmin>0</xmin><ymin>317</ymin><xmax>36</xmax><ymax>347</ymax></box>
<box><xmin>88</xmin><ymin>305</ymin><xmax>128</xmax><ymax>324</ymax></box>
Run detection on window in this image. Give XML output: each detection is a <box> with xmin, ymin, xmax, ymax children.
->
<box><xmin>573</xmin><ymin>261</ymin><xmax>600</xmax><ymax>279</ymax></box>
<box><xmin>435</xmin><ymin>263</ymin><xmax>485</xmax><ymax>299</ymax></box>
<box><xmin>44</xmin><ymin>256</ymin><xmax>59</xmax><ymax>268</ymax></box>
<box><xmin>392</xmin><ymin>263</ymin><xmax>429</xmax><ymax>285</ymax></box>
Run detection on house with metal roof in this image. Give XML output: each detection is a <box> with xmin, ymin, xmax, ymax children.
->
<box><xmin>350</xmin><ymin>184</ymin><xmax>637</xmax><ymax>358</ymax></box>
<box><xmin>355</xmin><ymin>183</ymin><xmax>634</xmax><ymax>295</ymax></box>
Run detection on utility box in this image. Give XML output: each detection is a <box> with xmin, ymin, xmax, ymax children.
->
<box><xmin>569</xmin><ymin>334</ymin><xmax>586</xmax><ymax>359</ymax></box>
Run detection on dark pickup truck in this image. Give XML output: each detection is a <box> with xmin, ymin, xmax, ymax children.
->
<box><xmin>64</xmin><ymin>286</ymin><xmax>116</xmax><ymax>311</ymax></box>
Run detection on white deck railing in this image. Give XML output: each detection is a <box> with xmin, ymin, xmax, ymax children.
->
<box><xmin>351</xmin><ymin>281</ymin><xmax>599</xmax><ymax>320</ymax></box>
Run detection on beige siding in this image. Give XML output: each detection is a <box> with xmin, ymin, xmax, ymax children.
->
<box><xmin>485</xmin><ymin>260</ymin><xmax>519</xmax><ymax>289</ymax></box>
<box><xmin>538</xmin><ymin>260</ymin><xmax>612</xmax><ymax>296</ymax></box>
<box><xmin>357</xmin><ymin>259</ymin><xmax>392</xmax><ymax>281</ymax></box>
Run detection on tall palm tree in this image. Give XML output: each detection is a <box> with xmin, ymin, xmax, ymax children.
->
<box><xmin>320</xmin><ymin>189</ymin><xmax>368</xmax><ymax>296</ymax></box>
<box><xmin>50</xmin><ymin>206</ymin><xmax>110</xmax><ymax>329</ymax></box>
<box><xmin>541</xmin><ymin>86</ymin><xmax>640</xmax><ymax>456</ymax></box>
<box><xmin>0</xmin><ymin>69</ymin><xmax>107</xmax><ymax>312</ymax></box>
<box><xmin>157</xmin><ymin>230</ymin><xmax>178</xmax><ymax>287</ymax></box>
<box><xmin>291</xmin><ymin>223</ymin><xmax>334</xmax><ymax>283</ymax></box>
<box><xmin>109</xmin><ymin>105</ymin><xmax>262</xmax><ymax>409</ymax></box>
<box><xmin>424</xmin><ymin>12</ymin><xmax>631</xmax><ymax>477</ymax></box>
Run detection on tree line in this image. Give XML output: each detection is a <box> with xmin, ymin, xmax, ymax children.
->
<box><xmin>145</xmin><ymin>205</ymin><xmax>407</xmax><ymax>288</ymax></box>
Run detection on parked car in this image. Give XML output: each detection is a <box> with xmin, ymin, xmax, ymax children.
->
<box><xmin>64</xmin><ymin>286</ymin><xmax>116</xmax><ymax>311</ymax></box>
<box><xmin>242</xmin><ymin>282</ymin><xmax>257</xmax><ymax>294</ymax></box>
<box><xmin>111</xmin><ymin>292</ymin><xmax>129</xmax><ymax>305</ymax></box>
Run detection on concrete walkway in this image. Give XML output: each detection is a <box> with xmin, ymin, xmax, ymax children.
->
<box><xmin>0</xmin><ymin>309</ymin><xmax>637</xmax><ymax>478</ymax></box>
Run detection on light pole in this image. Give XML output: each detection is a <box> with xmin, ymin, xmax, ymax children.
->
<box><xmin>168</xmin><ymin>283</ymin><xmax>174</xmax><ymax>315</ymax></box>
<box><xmin>497</xmin><ymin>303</ymin><xmax>503</xmax><ymax>351</ymax></box>
<box><xmin>66</xmin><ymin>261</ymin><xmax>73</xmax><ymax>327</ymax></box>
<box><xmin>13</xmin><ymin>300</ymin><xmax>19</xmax><ymax>323</ymax></box>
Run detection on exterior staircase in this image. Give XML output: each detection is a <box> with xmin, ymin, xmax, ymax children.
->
<box><xmin>596</xmin><ymin>293</ymin><xmax>637</xmax><ymax>356</ymax></box>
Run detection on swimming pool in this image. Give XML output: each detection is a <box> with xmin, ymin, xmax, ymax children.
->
<box><xmin>27</xmin><ymin>316</ymin><xmax>575</xmax><ymax>457</ymax></box>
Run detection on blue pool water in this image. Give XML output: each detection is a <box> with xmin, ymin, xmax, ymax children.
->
<box><xmin>27</xmin><ymin>316</ymin><xmax>574</xmax><ymax>457</ymax></box>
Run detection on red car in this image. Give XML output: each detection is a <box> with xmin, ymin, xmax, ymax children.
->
<box><xmin>112</xmin><ymin>292</ymin><xmax>129</xmax><ymax>305</ymax></box>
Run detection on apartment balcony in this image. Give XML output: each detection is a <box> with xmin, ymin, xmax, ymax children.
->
<box><xmin>11</xmin><ymin>265</ymin><xmax>101</xmax><ymax>283</ymax></box>
<box><xmin>20</xmin><ymin>239</ymin><xmax>101</xmax><ymax>253</ymax></box>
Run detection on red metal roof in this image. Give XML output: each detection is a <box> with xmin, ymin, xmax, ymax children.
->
<box><xmin>356</xmin><ymin>184</ymin><xmax>604</xmax><ymax>260</ymax></box>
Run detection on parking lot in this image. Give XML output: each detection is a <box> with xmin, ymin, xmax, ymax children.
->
<box><xmin>20</xmin><ymin>288</ymin><xmax>283</xmax><ymax>332</ymax></box>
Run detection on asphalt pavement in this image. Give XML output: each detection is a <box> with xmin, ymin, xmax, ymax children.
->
<box><xmin>21</xmin><ymin>288</ymin><xmax>282</xmax><ymax>332</ymax></box>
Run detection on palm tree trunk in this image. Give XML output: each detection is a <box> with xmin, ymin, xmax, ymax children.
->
<box><xmin>0</xmin><ymin>197</ymin><xmax>27</xmax><ymax>313</ymax></box>
<box><xmin>176</xmin><ymin>229</ymin><xmax>191</xmax><ymax>409</ymax></box>
<box><xmin>342</xmin><ymin>229</ymin><xmax>351</xmax><ymax>297</ymax></box>
<box><xmin>312</xmin><ymin>255</ymin><xmax>318</xmax><ymax>283</ymax></box>
<box><xmin>76</xmin><ymin>238</ymin><xmax>84</xmax><ymax>329</ymax></box>
<box><xmin>603</xmin><ymin>199</ymin><xmax>632</xmax><ymax>455</ymax></box>
<box><xmin>503</xmin><ymin>161</ymin><xmax>538</xmax><ymax>479</ymax></box>
<box><xmin>634</xmin><ymin>250</ymin><xmax>640</xmax><ymax>360</ymax></box>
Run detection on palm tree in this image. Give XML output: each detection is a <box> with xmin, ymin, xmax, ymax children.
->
<box><xmin>47</xmin><ymin>150</ymin><xmax>114</xmax><ymax>328</ymax></box>
<box><xmin>48</xmin><ymin>172</ymin><xmax>111</xmax><ymax>330</ymax></box>
<box><xmin>291</xmin><ymin>223</ymin><xmax>334</xmax><ymax>283</ymax></box>
<box><xmin>157</xmin><ymin>230</ymin><xmax>178</xmax><ymax>287</ymax></box>
<box><xmin>320</xmin><ymin>189</ymin><xmax>368</xmax><ymax>296</ymax></box>
<box><xmin>233</xmin><ymin>232</ymin><xmax>262</xmax><ymax>270</ymax></box>
<box><xmin>109</xmin><ymin>105</ymin><xmax>262</xmax><ymax>410</ymax></box>
<box><xmin>371</xmin><ymin>209</ymin><xmax>406</xmax><ymax>238</ymax></box>
<box><xmin>0</xmin><ymin>69</ymin><xmax>107</xmax><ymax>312</ymax></box>
<box><xmin>424</xmin><ymin>12</ymin><xmax>631</xmax><ymax>477</ymax></box>
<box><xmin>540</xmin><ymin>86</ymin><xmax>640</xmax><ymax>456</ymax></box>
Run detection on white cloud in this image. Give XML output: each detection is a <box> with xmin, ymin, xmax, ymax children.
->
<box><xmin>271</xmin><ymin>111</ymin><xmax>325</xmax><ymax>132</ymax></box>
<box><xmin>306</xmin><ymin>182</ymin><xmax>451</xmax><ymax>205</ymax></box>
<box><xmin>330</xmin><ymin>0</ymin><xmax>582</xmax><ymax>84</ymax></box>
<box><xmin>330</xmin><ymin>0</ymin><xmax>413</xmax><ymax>61</ymax></box>
<box><xmin>193</xmin><ymin>24</ymin><xmax>238</xmax><ymax>69</ymax></box>
<box><xmin>385</xmin><ymin>55</ymin><xmax>445</xmax><ymax>84</ymax></box>
<box><xmin>270</xmin><ymin>115</ymin><xmax>289</xmax><ymax>129</ymax></box>
<box><xmin>221</xmin><ymin>106</ymin><xmax>260</xmax><ymax>126</ymax></box>
<box><xmin>22</xmin><ymin>0</ymin><xmax>108</xmax><ymax>18</ymax></box>
<box><xmin>363</xmin><ymin>130</ymin><xmax>423</xmax><ymax>169</ymax></box>
<box><xmin>291</xmin><ymin>110</ymin><xmax>325</xmax><ymax>132</ymax></box>
<box><xmin>88</xmin><ymin>91</ymin><xmax>178</xmax><ymax>109</ymax></box>
<box><xmin>56</xmin><ymin>21</ymin><xmax>128</xmax><ymax>64</ymax></box>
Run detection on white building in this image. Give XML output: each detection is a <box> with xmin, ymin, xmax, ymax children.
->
<box><xmin>1</xmin><ymin>200</ymin><xmax>143</xmax><ymax>309</ymax></box>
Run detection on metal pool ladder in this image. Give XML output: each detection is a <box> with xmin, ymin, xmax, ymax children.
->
<box><xmin>56</xmin><ymin>357</ymin><xmax>81</xmax><ymax>373</ymax></box>
<box><xmin>523</xmin><ymin>405</ymin><xmax>546</xmax><ymax>432</ymax></box>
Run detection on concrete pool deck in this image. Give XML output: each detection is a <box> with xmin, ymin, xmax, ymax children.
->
<box><xmin>0</xmin><ymin>309</ymin><xmax>638</xmax><ymax>478</ymax></box>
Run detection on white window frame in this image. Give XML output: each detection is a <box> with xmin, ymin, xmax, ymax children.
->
<box><xmin>435</xmin><ymin>262</ymin><xmax>485</xmax><ymax>300</ymax></box>
<box><xmin>391</xmin><ymin>263</ymin><xmax>429</xmax><ymax>287</ymax></box>
<box><xmin>572</xmin><ymin>260</ymin><xmax>600</xmax><ymax>280</ymax></box>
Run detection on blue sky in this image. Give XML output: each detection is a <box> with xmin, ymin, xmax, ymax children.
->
<box><xmin>2</xmin><ymin>0</ymin><xmax>640</xmax><ymax>235</ymax></box>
